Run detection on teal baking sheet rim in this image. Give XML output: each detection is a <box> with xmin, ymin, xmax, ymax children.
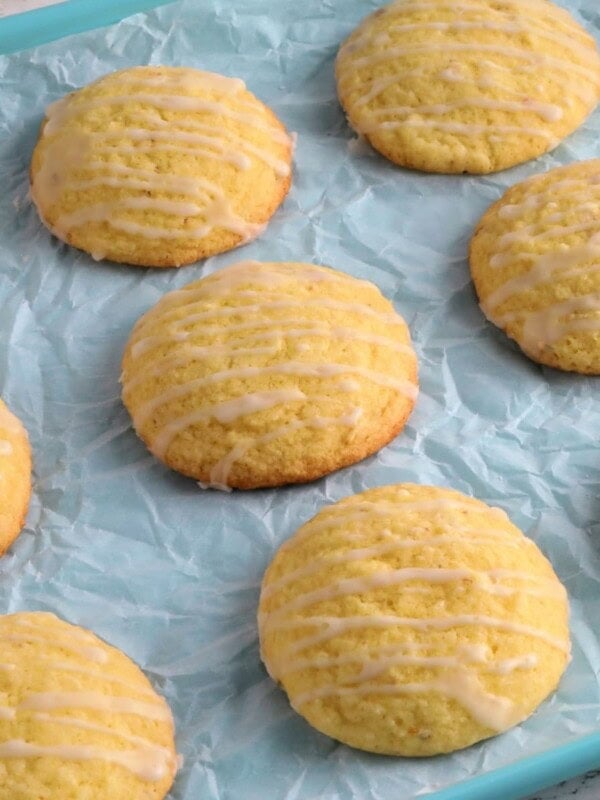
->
<box><xmin>0</xmin><ymin>1</ymin><xmax>599</xmax><ymax>799</ymax></box>
<box><xmin>0</xmin><ymin>0</ymin><xmax>174</xmax><ymax>54</ymax></box>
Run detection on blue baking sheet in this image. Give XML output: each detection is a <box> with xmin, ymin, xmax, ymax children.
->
<box><xmin>0</xmin><ymin>1</ymin><xmax>599</xmax><ymax>799</ymax></box>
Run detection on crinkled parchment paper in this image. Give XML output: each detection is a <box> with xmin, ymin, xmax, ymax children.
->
<box><xmin>0</xmin><ymin>1</ymin><xmax>599</xmax><ymax>797</ymax></box>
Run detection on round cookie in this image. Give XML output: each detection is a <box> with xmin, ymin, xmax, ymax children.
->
<box><xmin>30</xmin><ymin>66</ymin><xmax>293</xmax><ymax>267</ymax></box>
<box><xmin>470</xmin><ymin>159</ymin><xmax>600</xmax><ymax>373</ymax></box>
<box><xmin>121</xmin><ymin>260</ymin><xmax>418</xmax><ymax>489</ymax></box>
<box><xmin>0</xmin><ymin>611</ymin><xmax>177</xmax><ymax>799</ymax></box>
<box><xmin>259</xmin><ymin>484</ymin><xmax>570</xmax><ymax>756</ymax></box>
<box><xmin>335</xmin><ymin>0</ymin><xmax>600</xmax><ymax>174</ymax></box>
<box><xmin>0</xmin><ymin>399</ymin><xmax>31</xmax><ymax>555</ymax></box>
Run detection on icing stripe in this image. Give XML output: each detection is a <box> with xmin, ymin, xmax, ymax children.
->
<box><xmin>269</xmin><ymin>613</ymin><xmax>569</xmax><ymax>656</ymax></box>
<box><xmin>208</xmin><ymin>408</ymin><xmax>362</xmax><ymax>487</ymax></box>
<box><xmin>0</xmin><ymin>634</ymin><xmax>108</xmax><ymax>665</ymax></box>
<box><xmin>0</xmin><ymin>740</ymin><xmax>168</xmax><ymax>782</ymax></box>
<box><xmin>478</xmin><ymin>169</ymin><xmax>600</xmax><ymax>355</ymax></box>
<box><xmin>20</xmin><ymin>692</ymin><xmax>171</xmax><ymax>722</ymax></box>
<box><xmin>33</xmin><ymin>71</ymin><xmax>291</xmax><ymax>250</ymax></box>
<box><xmin>133</xmin><ymin>361</ymin><xmax>416</xmax><ymax>439</ymax></box>
<box><xmin>261</xmin><ymin>567</ymin><xmax>561</xmax><ymax>622</ymax></box>
<box><xmin>291</xmin><ymin>672</ymin><xmax>518</xmax><ymax>731</ymax></box>
<box><xmin>282</xmin><ymin>498</ymin><xmax>509</xmax><ymax>550</ymax></box>
<box><xmin>261</xmin><ymin>535</ymin><xmax>538</xmax><ymax>598</ymax></box>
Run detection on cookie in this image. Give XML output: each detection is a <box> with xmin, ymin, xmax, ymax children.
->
<box><xmin>30</xmin><ymin>66</ymin><xmax>293</xmax><ymax>267</ymax></box>
<box><xmin>0</xmin><ymin>399</ymin><xmax>31</xmax><ymax>555</ymax></box>
<box><xmin>470</xmin><ymin>159</ymin><xmax>600</xmax><ymax>373</ymax></box>
<box><xmin>335</xmin><ymin>0</ymin><xmax>600</xmax><ymax>174</ymax></box>
<box><xmin>121</xmin><ymin>260</ymin><xmax>418</xmax><ymax>489</ymax></box>
<box><xmin>0</xmin><ymin>611</ymin><xmax>177</xmax><ymax>800</ymax></box>
<box><xmin>259</xmin><ymin>484</ymin><xmax>570</xmax><ymax>756</ymax></box>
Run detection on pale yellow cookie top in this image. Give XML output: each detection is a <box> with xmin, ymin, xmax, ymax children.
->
<box><xmin>259</xmin><ymin>483</ymin><xmax>570</xmax><ymax>756</ymax></box>
<box><xmin>0</xmin><ymin>399</ymin><xmax>31</xmax><ymax>554</ymax></box>
<box><xmin>336</xmin><ymin>0</ymin><xmax>600</xmax><ymax>174</ymax></box>
<box><xmin>0</xmin><ymin>611</ymin><xmax>177</xmax><ymax>800</ymax></box>
<box><xmin>121</xmin><ymin>260</ymin><xmax>418</xmax><ymax>489</ymax></box>
<box><xmin>30</xmin><ymin>65</ymin><xmax>293</xmax><ymax>267</ymax></box>
<box><xmin>470</xmin><ymin>159</ymin><xmax>600</xmax><ymax>373</ymax></box>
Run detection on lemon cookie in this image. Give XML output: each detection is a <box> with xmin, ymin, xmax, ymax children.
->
<box><xmin>335</xmin><ymin>0</ymin><xmax>600</xmax><ymax>174</ymax></box>
<box><xmin>470</xmin><ymin>159</ymin><xmax>600</xmax><ymax>373</ymax></box>
<box><xmin>121</xmin><ymin>260</ymin><xmax>418</xmax><ymax>489</ymax></box>
<box><xmin>0</xmin><ymin>400</ymin><xmax>31</xmax><ymax>555</ymax></box>
<box><xmin>259</xmin><ymin>484</ymin><xmax>570</xmax><ymax>756</ymax></box>
<box><xmin>0</xmin><ymin>611</ymin><xmax>177</xmax><ymax>800</ymax></box>
<box><xmin>30</xmin><ymin>65</ymin><xmax>293</xmax><ymax>267</ymax></box>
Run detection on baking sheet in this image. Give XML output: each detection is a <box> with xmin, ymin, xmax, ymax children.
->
<box><xmin>0</xmin><ymin>0</ymin><xmax>599</xmax><ymax>797</ymax></box>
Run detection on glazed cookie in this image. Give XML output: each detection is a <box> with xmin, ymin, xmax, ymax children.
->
<box><xmin>259</xmin><ymin>484</ymin><xmax>570</xmax><ymax>756</ymax></box>
<box><xmin>0</xmin><ymin>611</ymin><xmax>177</xmax><ymax>800</ymax></box>
<box><xmin>0</xmin><ymin>399</ymin><xmax>31</xmax><ymax>554</ymax></box>
<box><xmin>121</xmin><ymin>260</ymin><xmax>418</xmax><ymax>489</ymax></box>
<box><xmin>470</xmin><ymin>159</ymin><xmax>600</xmax><ymax>373</ymax></box>
<box><xmin>335</xmin><ymin>0</ymin><xmax>600</xmax><ymax>174</ymax></box>
<box><xmin>30</xmin><ymin>66</ymin><xmax>293</xmax><ymax>267</ymax></box>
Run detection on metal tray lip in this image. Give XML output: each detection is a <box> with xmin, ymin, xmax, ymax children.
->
<box><xmin>1</xmin><ymin>3</ymin><xmax>598</xmax><ymax>800</ymax></box>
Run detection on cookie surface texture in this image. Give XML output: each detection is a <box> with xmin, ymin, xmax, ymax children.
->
<box><xmin>0</xmin><ymin>399</ymin><xmax>31</xmax><ymax>555</ymax></box>
<box><xmin>121</xmin><ymin>260</ymin><xmax>418</xmax><ymax>489</ymax></box>
<box><xmin>259</xmin><ymin>484</ymin><xmax>570</xmax><ymax>756</ymax></box>
<box><xmin>335</xmin><ymin>0</ymin><xmax>600</xmax><ymax>174</ymax></box>
<box><xmin>470</xmin><ymin>159</ymin><xmax>600</xmax><ymax>373</ymax></box>
<box><xmin>30</xmin><ymin>65</ymin><xmax>293</xmax><ymax>267</ymax></box>
<box><xmin>0</xmin><ymin>611</ymin><xmax>177</xmax><ymax>800</ymax></box>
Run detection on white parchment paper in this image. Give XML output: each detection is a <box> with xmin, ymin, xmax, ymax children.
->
<box><xmin>0</xmin><ymin>1</ymin><xmax>599</xmax><ymax>797</ymax></box>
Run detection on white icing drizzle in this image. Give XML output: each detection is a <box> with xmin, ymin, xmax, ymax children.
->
<box><xmin>498</xmin><ymin>183</ymin><xmax>600</xmax><ymax>220</ymax></box>
<box><xmin>388</xmin><ymin>1</ymin><xmax>588</xmax><ymax>38</ymax></box>
<box><xmin>366</xmin><ymin>97</ymin><xmax>563</xmax><ymax>123</ymax></box>
<box><xmin>124</xmin><ymin>261</ymin><xmax>416</xmax><ymax>482</ymax></box>
<box><xmin>0</xmin><ymin>441</ymin><xmax>13</xmax><ymax>456</ymax></box>
<box><xmin>149</xmin><ymin>388</ymin><xmax>307</xmax><ymax>458</ymax></box>
<box><xmin>479</xmin><ymin>170</ymin><xmax>600</xmax><ymax>355</ymax></box>
<box><xmin>9</xmin><ymin>659</ymin><xmax>156</xmax><ymax>697</ymax></box>
<box><xmin>123</xmin><ymin>327</ymin><xmax>414</xmax><ymax>393</ymax></box>
<box><xmin>0</xmin><ymin>634</ymin><xmax>108</xmax><ymax>665</ymax></box>
<box><xmin>337</xmin><ymin>2</ymin><xmax>600</xmax><ymax>152</ymax></box>
<box><xmin>208</xmin><ymin>408</ymin><xmax>362</xmax><ymax>487</ymax></box>
<box><xmin>32</xmin><ymin>712</ymin><xmax>174</xmax><ymax>777</ymax></box>
<box><xmin>383</xmin><ymin>20</ymin><xmax>596</xmax><ymax>65</ymax></box>
<box><xmin>133</xmin><ymin>361</ymin><xmax>415</xmax><ymax>435</ymax></box>
<box><xmin>281</xmin><ymin>498</ymin><xmax>508</xmax><ymax>550</ymax></box>
<box><xmin>260</xmin><ymin>488</ymin><xmax>569</xmax><ymax>731</ymax></box>
<box><xmin>129</xmin><ymin>315</ymin><xmax>408</xmax><ymax>363</ymax></box>
<box><xmin>291</xmin><ymin>670</ymin><xmax>518</xmax><ymax>731</ymax></box>
<box><xmin>0</xmin><ymin>707</ymin><xmax>16</xmax><ymax>720</ymax></box>
<box><xmin>261</xmin><ymin>534</ymin><xmax>536</xmax><ymax>598</ymax></box>
<box><xmin>349</xmin><ymin>43</ymin><xmax>599</xmax><ymax>85</ymax></box>
<box><xmin>45</xmin><ymin>86</ymin><xmax>288</xmax><ymax>142</ymax></box>
<box><xmin>261</xmin><ymin>567</ymin><xmax>560</xmax><ymax>623</ymax></box>
<box><xmin>19</xmin><ymin>691</ymin><xmax>171</xmax><ymax>722</ymax></box>
<box><xmin>121</xmin><ymin>114</ymin><xmax>291</xmax><ymax>176</ymax></box>
<box><xmin>53</xmin><ymin>197</ymin><xmax>263</xmax><ymax>242</ymax></box>
<box><xmin>33</xmin><ymin>711</ymin><xmax>173</xmax><ymax>754</ymax></box>
<box><xmin>132</xmin><ymin>296</ymin><xmax>404</xmax><ymax>345</ymax></box>
<box><xmin>32</xmin><ymin>71</ymin><xmax>291</xmax><ymax>247</ymax></box>
<box><xmin>361</xmin><ymin>118</ymin><xmax>556</xmax><ymax>142</ymax></box>
<box><xmin>278</xmin><ymin>643</ymin><xmax>538</xmax><ymax>680</ymax></box>
<box><xmin>0</xmin><ymin>740</ymin><xmax>168</xmax><ymax>781</ymax></box>
<box><xmin>268</xmin><ymin>613</ymin><xmax>569</xmax><ymax>657</ymax></box>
